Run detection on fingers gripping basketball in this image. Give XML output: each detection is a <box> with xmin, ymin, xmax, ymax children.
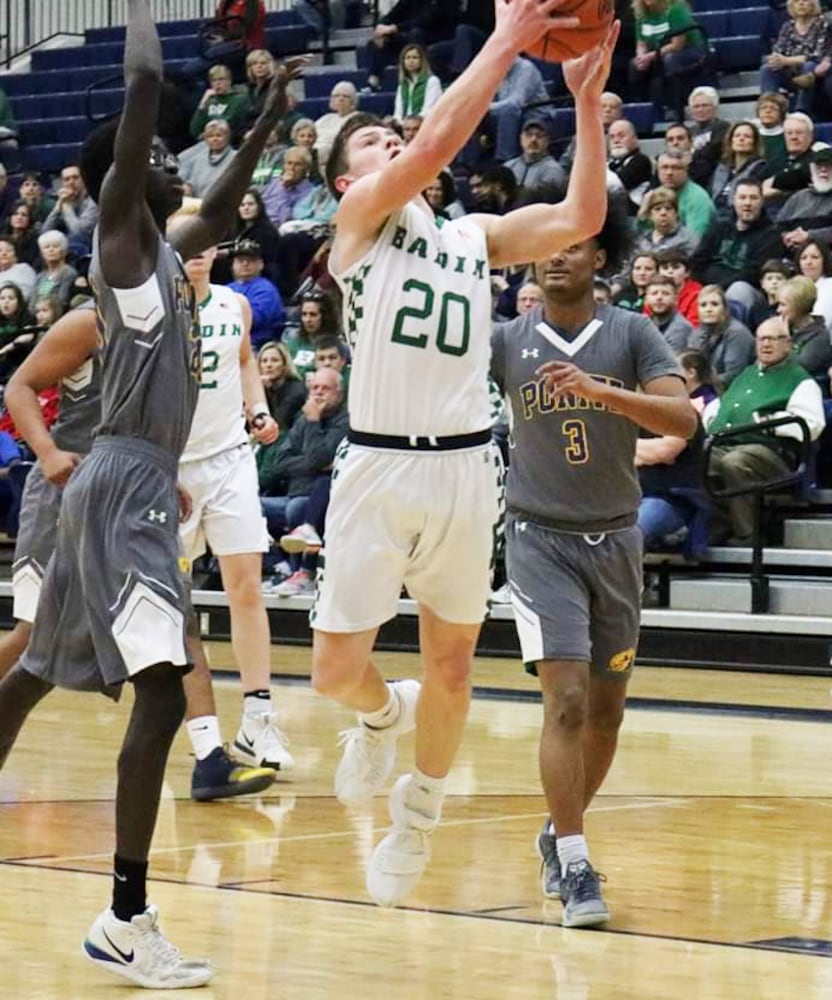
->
<box><xmin>525</xmin><ymin>0</ymin><xmax>616</xmax><ymax>62</ymax></box>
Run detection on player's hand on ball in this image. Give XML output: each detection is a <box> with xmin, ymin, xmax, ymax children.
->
<box><xmin>494</xmin><ymin>0</ymin><xmax>580</xmax><ymax>51</ymax></box>
<box><xmin>536</xmin><ymin>360</ymin><xmax>602</xmax><ymax>402</ymax></box>
<box><xmin>563</xmin><ymin>20</ymin><xmax>620</xmax><ymax>98</ymax></box>
<box><xmin>42</xmin><ymin>447</ymin><xmax>80</xmax><ymax>488</ymax></box>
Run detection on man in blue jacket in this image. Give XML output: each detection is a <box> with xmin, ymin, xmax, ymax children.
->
<box><xmin>228</xmin><ymin>238</ymin><xmax>285</xmax><ymax>348</ymax></box>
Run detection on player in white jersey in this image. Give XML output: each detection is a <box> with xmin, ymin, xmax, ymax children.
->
<box><xmin>311</xmin><ymin>0</ymin><xmax>621</xmax><ymax>908</ymax></box>
<box><xmin>176</xmin><ymin>241</ymin><xmax>295</xmax><ymax>797</ymax></box>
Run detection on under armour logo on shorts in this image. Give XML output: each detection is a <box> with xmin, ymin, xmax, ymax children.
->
<box><xmin>147</xmin><ymin>509</ymin><xmax>168</xmax><ymax>524</ymax></box>
<box><xmin>521</xmin><ymin>348</ymin><xmax>539</xmax><ymax>359</ymax></box>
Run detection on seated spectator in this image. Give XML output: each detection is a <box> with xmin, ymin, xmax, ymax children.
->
<box><xmin>779</xmin><ymin>144</ymin><xmax>832</xmax><ymax>253</ymax></box>
<box><xmin>644</xmin><ymin>274</ymin><xmax>693</xmax><ymax>350</ymax></box>
<box><xmin>505</xmin><ymin>115</ymin><xmax>565</xmax><ymax>200</ymax></box>
<box><xmin>313</xmin><ymin>333</ymin><xmax>351</xmax><ymax>389</ymax></box>
<box><xmin>261</xmin><ymin>147</ymin><xmax>315</xmax><ymax>228</ymax></box>
<box><xmin>190</xmin><ymin>64</ymin><xmax>251</xmax><ymax>141</ymax></box>
<box><xmin>228</xmin><ymin>238</ymin><xmax>285</xmax><ymax>349</ymax></box>
<box><xmin>31</xmin><ymin>293</ymin><xmax>64</xmax><ymax>331</ymax></box>
<box><xmin>401</xmin><ymin>114</ymin><xmax>424</xmax><ymax>144</ymax></box>
<box><xmin>0</xmin><ymin>237</ymin><xmax>36</xmax><ymax>300</ymax></box>
<box><xmin>607</xmin><ymin>118</ymin><xmax>653</xmax><ymax>214</ymax></box>
<box><xmin>762</xmin><ymin>112</ymin><xmax>814</xmax><ymax>206</ymax></box>
<box><xmin>16</xmin><ymin>173</ymin><xmax>55</xmax><ymax>227</ymax></box>
<box><xmin>5</xmin><ymin>201</ymin><xmax>40</xmax><ymax>267</ymax></box>
<box><xmin>290</xmin><ymin>118</ymin><xmax>322</xmax><ymax>183</ymax></box>
<box><xmin>0</xmin><ymin>84</ymin><xmax>18</xmax><ymax>163</ymax></box>
<box><xmin>485</xmin><ymin>56</ymin><xmax>550</xmax><ymax>163</ymax></box>
<box><xmin>656</xmin><ymin>150</ymin><xmax>715</xmax><ymax>240</ymax></box>
<box><xmin>423</xmin><ymin>172</ymin><xmax>466</xmax><ymax>221</ymax></box>
<box><xmin>0</xmin><ymin>283</ymin><xmax>36</xmax><ymax>381</ymax></box>
<box><xmin>249</xmin><ymin>126</ymin><xmax>288</xmax><ymax>189</ymax></box>
<box><xmin>747</xmin><ymin>258</ymin><xmax>795</xmax><ymax>333</ymax></box>
<box><xmin>314</xmin><ymin>82</ymin><xmax>359</xmax><ymax>169</ymax></box>
<box><xmin>759</xmin><ymin>0</ymin><xmax>828</xmax><ymax>114</ymax></box>
<box><xmin>41</xmin><ymin>164</ymin><xmax>98</xmax><ymax>257</ymax></box>
<box><xmin>361</xmin><ymin>0</ymin><xmax>456</xmax><ymax>93</ymax></box>
<box><xmin>754</xmin><ymin>92</ymin><xmax>788</xmax><ymax>166</ymax></box>
<box><xmin>212</xmin><ymin>188</ymin><xmax>280</xmax><ymax>286</ymax></box>
<box><xmin>691</xmin><ymin>180</ymin><xmax>782</xmax><ymax>319</ymax></box>
<box><xmin>629</xmin><ymin>0</ymin><xmax>705</xmax><ymax>116</ymax></box>
<box><xmin>394</xmin><ymin>44</ymin><xmax>442</xmax><ymax>122</ymax></box>
<box><xmin>704</xmin><ymin>315</ymin><xmax>825</xmax><ymax>543</ymax></box>
<box><xmin>777</xmin><ymin>274</ymin><xmax>832</xmax><ymax>376</ymax></box>
<box><xmin>686</xmin><ymin>87</ymin><xmax>731</xmax><ymax>189</ymax></box>
<box><xmin>593</xmin><ymin>277</ymin><xmax>613</xmax><ymax>305</ymax></box>
<box><xmin>516</xmin><ymin>280</ymin><xmax>544</xmax><ymax>315</ymax></box>
<box><xmin>258</xmin><ymin>340</ymin><xmax>306</xmax><ymax>430</ymax></box>
<box><xmin>259</xmin><ymin>366</ymin><xmax>348</xmax><ymax>596</ymax></box>
<box><xmin>244</xmin><ymin>49</ymin><xmax>276</xmax><ymax>124</ymax></box>
<box><xmin>29</xmin><ymin>231</ymin><xmax>78</xmax><ymax>310</ymax></box>
<box><xmin>662</xmin><ymin>122</ymin><xmax>694</xmax><ymax>161</ymax></box>
<box><xmin>689</xmin><ymin>284</ymin><xmax>755</xmax><ymax>387</ymax></box>
<box><xmin>679</xmin><ymin>347</ymin><xmax>720</xmax><ymax>412</ymax></box>
<box><xmin>635</xmin><ymin>186</ymin><xmax>698</xmax><ymax>257</ymax></box>
<box><xmin>286</xmin><ymin>182</ymin><xmax>338</xmax><ymax>231</ymax></box>
<box><xmin>657</xmin><ymin>247</ymin><xmax>702</xmax><ymax>325</ymax></box>
<box><xmin>560</xmin><ymin>91</ymin><xmax>623</xmax><ymax>174</ymax></box>
<box><xmin>283</xmin><ymin>290</ymin><xmax>339</xmax><ymax>377</ymax></box>
<box><xmin>466</xmin><ymin>163</ymin><xmax>517</xmax><ymax>215</ymax></box>
<box><xmin>709</xmin><ymin>122</ymin><xmax>769</xmax><ymax>222</ymax></box>
<box><xmin>182</xmin><ymin>0</ymin><xmax>267</xmax><ymax>81</ymax></box>
<box><xmin>180</xmin><ymin>120</ymin><xmax>238</xmax><ymax>197</ymax></box>
<box><xmin>614</xmin><ymin>251</ymin><xmax>658</xmax><ymax>311</ymax></box>
<box><xmin>795</xmin><ymin>238</ymin><xmax>832</xmax><ymax>328</ymax></box>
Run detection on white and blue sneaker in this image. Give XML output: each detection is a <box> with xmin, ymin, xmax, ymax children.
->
<box><xmin>83</xmin><ymin>905</ymin><xmax>213</xmax><ymax>989</ymax></box>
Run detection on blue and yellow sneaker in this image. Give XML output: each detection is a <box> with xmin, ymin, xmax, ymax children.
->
<box><xmin>191</xmin><ymin>746</ymin><xmax>276</xmax><ymax>802</ymax></box>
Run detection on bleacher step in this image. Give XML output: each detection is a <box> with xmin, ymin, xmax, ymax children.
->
<box><xmin>783</xmin><ymin>519</ymin><xmax>832</xmax><ymax>550</ymax></box>
<box><xmin>670</xmin><ymin>575</ymin><xmax>832</xmax><ymax>615</ymax></box>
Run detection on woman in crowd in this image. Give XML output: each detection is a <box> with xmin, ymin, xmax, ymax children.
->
<box><xmin>614</xmin><ymin>252</ymin><xmax>658</xmax><ymax>311</ymax></box>
<box><xmin>282</xmin><ymin>290</ymin><xmax>339</xmax><ymax>379</ymax></box>
<box><xmin>777</xmin><ymin>274</ymin><xmax>832</xmax><ymax>377</ymax></box>
<box><xmin>423</xmin><ymin>172</ymin><xmax>466</xmax><ymax>221</ymax></box>
<box><xmin>795</xmin><ymin>238</ymin><xmax>832</xmax><ymax>330</ymax></box>
<box><xmin>31</xmin><ymin>293</ymin><xmax>64</xmax><ymax>331</ymax></box>
<box><xmin>212</xmin><ymin>187</ymin><xmax>280</xmax><ymax>286</ymax></box>
<box><xmin>291</xmin><ymin>117</ymin><xmax>322</xmax><ymax>183</ymax></box>
<box><xmin>393</xmin><ymin>45</ymin><xmax>442</xmax><ymax>123</ymax></box>
<box><xmin>29</xmin><ymin>230</ymin><xmax>77</xmax><ymax>310</ymax></box>
<box><xmin>709</xmin><ymin>122</ymin><xmax>769</xmax><ymax>221</ymax></box>
<box><xmin>635</xmin><ymin>187</ymin><xmax>698</xmax><ymax>256</ymax></box>
<box><xmin>245</xmin><ymin>48</ymin><xmax>276</xmax><ymax>123</ymax></box>
<box><xmin>0</xmin><ymin>282</ymin><xmax>36</xmax><ymax>381</ymax></box>
<box><xmin>759</xmin><ymin>0</ymin><xmax>829</xmax><ymax>113</ymax></box>
<box><xmin>5</xmin><ymin>200</ymin><xmax>40</xmax><ymax>267</ymax></box>
<box><xmin>679</xmin><ymin>347</ymin><xmax>720</xmax><ymax>412</ymax></box>
<box><xmin>754</xmin><ymin>92</ymin><xmax>788</xmax><ymax>166</ymax></box>
<box><xmin>258</xmin><ymin>340</ymin><xmax>306</xmax><ymax>431</ymax></box>
<box><xmin>688</xmin><ymin>284</ymin><xmax>755</xmax><ymax>387</ymax></box>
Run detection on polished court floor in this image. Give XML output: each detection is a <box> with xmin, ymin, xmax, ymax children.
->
<box><xmin>1</xmin><ymin>643</ymin><xmax>831</xmax><ymax>998</ymax></box>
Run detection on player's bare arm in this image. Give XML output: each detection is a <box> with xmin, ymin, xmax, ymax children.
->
<box><xmin>236</xmin><ymin>293</ymin><xmax>279</xmax><ymax>444</ymax></box>
<box><xmin>170</xmin><ymin>59</ymin><xmax>307</xmax><ymax>262</ymax></box>
<box><xmin>97</xmin><ymin>0</ymin><xmax>164</xmax><ymax>287</ymax></box>
<box><xmin>5</xmin><ymin>308</ymin><xmax>99</xmax><ymax>485</ymax></box>
<box><xmin>474</xmin><ymin>22</ymin><xmax>620</xmax><ymax>268</ymax></box>
<box><xmin>333</xmin><ymin>0</ymin><xmax>579</xmax><ymax>268</ymax></box>
<box><xmin>536</xmin><ymin>362</ymin><xmax>698</xmax><ymax>438</ymax></box>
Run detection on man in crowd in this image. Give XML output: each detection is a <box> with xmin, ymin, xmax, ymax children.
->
<box><xmin>227</xmin><ymin>238</ymin><xmax>285</xmax><ymax>348</ymax></box>
<box><xmin>655</xmin><ymin>150</ymin><xmax>715</xmax><ymax>239</ymax></box>
<box><xmin>505</xmin><ymin>114</ymin><xmax>566</xmax><ymax>199</ymax></box>
<box><xmin>262</xmin><ymin>146</ymin><xmax>315</xmax><ymax>226</ymax></box>
<box><xmin>41</xmin><ymin>163</ymin><xmax>98</xmax><ymax>256</ymax></box>
<box><xmin>763</xmin><ymin>112</ymin><xmax>814</xmax><ymax>208</ymax></box>
<box><xmin>645</xmin><ymin>274</ymin><xmax>693</xmax><ymax>350</ymax></box>
<box><xmin>607</xmin><ymin>118</ymin><xmax>652</xmax><ymax>213</ymax></box>
<box><xmin>180</xmin><ymin>119</ymin><xmax>238</xmax><ymax>196</ymax></box>
<box><xmin>779</xmin><ymin>144</ymin><xmax>832</xmax><ymax>252</ymax></box>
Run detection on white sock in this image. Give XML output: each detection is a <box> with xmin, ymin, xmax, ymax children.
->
<box><xmin>360</xmin><ymin>685</ymin><xmax>400</xmax><ymax>730</ymax></box>
<box><xmin>187</xmin><ymin>715</ymin><xmax>222</xmax><ymax>761</ymax></box>
<box><xmin>244</xmin><ymin>692</ymin><xmax>272</xmax><ymax>719</ymax></box>
<box><xmin>557</xmin><ymin>834</ymin><xmax>589</xmax><ymax>871</ymax></box>
<box><xmin>404</xmin><ymin>767</ymin><xmax>446</xmax><ymax>825</ymax></box>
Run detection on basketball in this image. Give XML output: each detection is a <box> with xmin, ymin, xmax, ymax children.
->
<box><xmin>525</xmin><ymin>0</ymin><xmax>615</xmax><ymax>62</ymax></box>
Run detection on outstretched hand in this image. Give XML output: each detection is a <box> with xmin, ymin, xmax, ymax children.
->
<box><xmin>563</xmin><ymin>20</ymin><xmax>621</xmax><ymax>100</ymax></box>
<box><xmin>261</xmin><ymin>55</ymin><xmax>310</xmax><ymax>120</ymax></box>
<box><xmin>494</xmin><ymin>0</ymin><xmax>580</xmax><ymax>53</ymax></box>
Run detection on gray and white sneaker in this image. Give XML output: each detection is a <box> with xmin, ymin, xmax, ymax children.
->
<box><xmin>535</xmin><ymin>818</ymin><xmax>561</xmax><ymax>898</ymax></box>
<box><xmin>334</xmin><ymin>679</ymin><xmax>420</xmax><ymax>806</ymax></box>
<box><xmin>560</xmin><ymin>859</ymin><xmax>610</xmax><ymax>928</ymax></box>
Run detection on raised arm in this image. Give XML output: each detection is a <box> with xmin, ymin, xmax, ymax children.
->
<box><xmin>5</xmin><ymin>308</ymin><xmax>99</xmax><ymax>486</ymax></box>
<box><xmin>97</xmin><ymin>0</ymin><xmax>162</xmax><ymax>286</ymax></box>
<box><xmin>474</xmin><ymin>23</ymin><xmax>620</xmax><ymax>268</ymax></box>
<box><xmin>335</xmin><ymin>0</ymin><xmax>577</xmax><ymax>240</ymax></box>
<box><xmin>170</xmin><ymin>59</ymin><xmax>306</xmax><ymax>261</ymax></box>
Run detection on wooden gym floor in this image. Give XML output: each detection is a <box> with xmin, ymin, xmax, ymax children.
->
<box><xmin>1</xmin><ymin>642</ymin><xmax>831</xmax><ymax>998</ymax></box>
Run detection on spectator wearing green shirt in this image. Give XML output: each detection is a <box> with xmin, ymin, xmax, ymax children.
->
<box><xmin>655</xmin><ymin>150</ymin><xmax>715</xmax><ymax>240</ymax></box>
<box><xmin>629</xmin><ymin>0</ymin><xmax>704</xmax><ymax>114</ymax></box>
<box><xmin>189</xmin><ymin>64</ymin><xmax>252</xmax><ymax>140</ymax></box>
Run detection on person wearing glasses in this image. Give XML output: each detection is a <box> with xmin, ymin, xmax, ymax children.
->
<box><xmin>41</xmin><ymin>163</ymin><xmax>99</xmax><ymax>257</ymax></box>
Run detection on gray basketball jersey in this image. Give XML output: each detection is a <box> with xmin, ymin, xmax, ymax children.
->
<box><xmin>491</xmin><ymin>303</ymin><xmax>682</xmax><ymax>530</ymax></box>
<box><xmin>51</xmin><ymin>301</ymin><xmax>102</xmax><ymax>454</ymax></box>
<box><xmin>89</xmin><ymin>230</ymin><xmax>201</xmax><ymax>459</ymax></box>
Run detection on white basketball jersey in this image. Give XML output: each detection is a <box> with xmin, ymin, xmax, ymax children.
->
<box><xmin>180</xmin><ymin>284</ymin><xmax>249</xmax><ymax>462</ymax></box>
<box><xmin>332</xmin><ymin>202</ymin><xmax>493</xmax><ymax>436</ymax></box>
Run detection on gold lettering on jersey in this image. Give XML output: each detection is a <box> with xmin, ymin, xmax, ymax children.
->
<box><xmin>518</xmin><ymin>375</ymin><xmax>624</xmax><ymax>420</ymax></box>
<box><xmin>389</xmin><ymin>226</ymin><xmax>488</xmax><ymax>280</ymax></box>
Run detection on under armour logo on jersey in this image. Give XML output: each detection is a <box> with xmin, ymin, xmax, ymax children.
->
<box><xmin>147</xmin><ymin>509</ymin><xmax>168</xmax><ymax>524</ymax></box>
<box><xmin>521</xmin><ymin>348</ymin><xmax>540</xmax><ymax>359</ymax></box>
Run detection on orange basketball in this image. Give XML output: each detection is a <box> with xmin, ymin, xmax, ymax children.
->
<box><xmin>525</xmin><ymin>0</ymin><xmax>615</xmax><ymax>62</ymax></box>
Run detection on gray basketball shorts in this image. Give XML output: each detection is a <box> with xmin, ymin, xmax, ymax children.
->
<box><xmin>20</xmin><ymin>436</ymin><xmax>191</xmax><ymax>696</ymax></box>
<box><xmin>504</xmin><ymin>514</ymin><xmax>643</xmax><ymax>676</ymax></box>
<box><xmin>12</xmin><ymin>463</ymin><xmax>65</xmax><ymax>623</ymax></box>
